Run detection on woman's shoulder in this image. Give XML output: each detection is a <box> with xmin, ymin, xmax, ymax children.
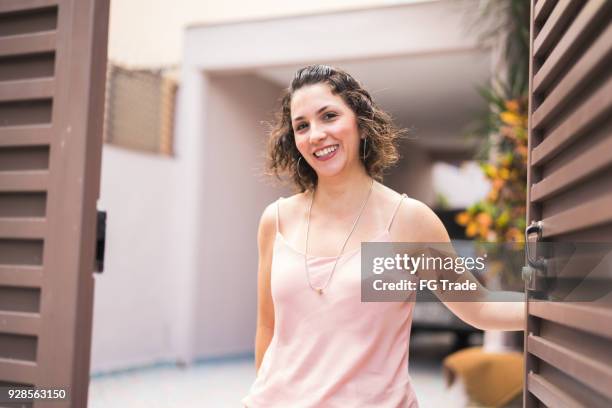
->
<box><xmin>376</xmin><ymin>182</ymin><xmax>426</xmax><ymax>216</ymax></box>
<box><xmin>274</xmin><ymin>192</ymin><xmax>309</xmax><ymax>218</ymax></box>
<box><xmin>259</xmin><ymin>193</ymin><xmax>307</xmax><ymax>229</ymax></box>
<box><xmin>380</xmin><ymin>185</ymin><xmax>450</xmax><ymax>242</ymax></box>
<box><xmin>258</xmin><ymin>201</ymin><xmax>277</xmax><ymax>244</ymax></box>
<box><xmin>375</xmin><ymin>182</ymin><xmax>406</xmax><ymax>205</ymax></box>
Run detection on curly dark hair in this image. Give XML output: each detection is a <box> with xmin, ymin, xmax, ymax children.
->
<box><xmin>267</xmin><ymin>64</ymin><xmax>405</xmax><ymax>192</ymax></box>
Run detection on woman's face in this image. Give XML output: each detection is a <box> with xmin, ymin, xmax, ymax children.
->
<box><xmin>290</xmin><ymin>83</ymin><xmax>362</xmax><ymax>181</ymax></box>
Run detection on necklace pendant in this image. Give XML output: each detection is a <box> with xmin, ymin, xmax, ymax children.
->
<box><xmin>304</xmin><ymin>179</ymin><xmax>374</xmax><ymax>298</ymax></box>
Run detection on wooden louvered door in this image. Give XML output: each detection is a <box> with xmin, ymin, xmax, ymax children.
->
<box><xmin>524</xmin><ymin>0</ymin><xmax>612</xmax><ymax>407</ymax></box>
<box><xmin>0</xmin><ymin>0</ymin><xmax>109</xmax><ymax>407</ymax></box>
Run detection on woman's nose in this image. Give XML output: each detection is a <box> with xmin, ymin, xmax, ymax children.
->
<box><xmin>309</xmin><ymin>123</ymin><xmax>326</xmax><ymax>143</ymax></box>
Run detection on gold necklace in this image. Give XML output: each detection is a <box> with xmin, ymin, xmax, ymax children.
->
<box><xmin>304</xmin><ymin>179</ymin><xmax>374</xmax><ymax>294</ymax></box>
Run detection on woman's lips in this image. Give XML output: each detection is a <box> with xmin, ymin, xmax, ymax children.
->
<box><xmin>313</xmin><ymin>145</ymin><xmax>339</xmax><ymax>161</ymax></box>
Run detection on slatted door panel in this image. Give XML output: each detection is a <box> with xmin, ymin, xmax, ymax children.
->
<box><xmin>0</xmin><ymin>0</ymin><xmax>109</xmax><ymax>407</ymax></box>
<box><xmin>525</xmin><ymin>0</ymin><xmax>612</xmax><ymax>407</ymax></box>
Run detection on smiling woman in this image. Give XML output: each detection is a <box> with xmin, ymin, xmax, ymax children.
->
<box><xmin>242</xmin><ymin>65</ymin><xmax>524</xmax><ymax>408</ymax></box>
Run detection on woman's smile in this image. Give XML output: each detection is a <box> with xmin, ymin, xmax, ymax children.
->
<box><xmin>313</xmin><ymin>144</ymin><xmax>339</xmax><ymax>161</ymax></box>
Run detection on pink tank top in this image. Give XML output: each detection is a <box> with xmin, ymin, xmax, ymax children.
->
<box><xmin>242</xmin><ymin>194</ymin><xmax>418</xmax><ymax>408</ymax></box>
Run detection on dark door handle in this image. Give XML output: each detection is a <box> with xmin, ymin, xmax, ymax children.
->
<box><xmin>95</xmin><ymin>210</ymin><xmax>106</xmax><ymax>273</ymax></box>
<box><xmin>525</xmin><ymin>221</ymin><xmax>546</xmax><ymax>270</ymax></box>
<box><xmin>524</xmin><ymin>221</ymin><xmax>546</xmax><ymax>291</ymax></box>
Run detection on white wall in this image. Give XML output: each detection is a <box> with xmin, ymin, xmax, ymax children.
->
<box><xmin>91</xmin><ymin>146</ymin><xmax>180</xmax><ymax>373</ymax></box>
<box><xmin>432</xmin><ymin>161</ymin><xmax>490</xmax><ymax>208</ymax></box>
<box><xmin>194</xmin><ymin>74</ymin><xmax>289</xmax><ymax>358</ymax></box>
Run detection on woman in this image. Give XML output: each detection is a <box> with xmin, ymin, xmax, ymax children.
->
<box><xmin>242</xmin><ymin>65</ymin><xmax>524</xmax><ymax>407</ymax></box>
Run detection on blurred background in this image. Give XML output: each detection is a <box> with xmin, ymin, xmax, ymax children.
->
<box><xmin>90</xmin><ymin>0</ymin><xmax>528</xmax><ymax>406</ymax></box>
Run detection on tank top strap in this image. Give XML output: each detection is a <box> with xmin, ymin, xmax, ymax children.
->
<box><xmin>275</xmin><ymin>197</ymin><xmax>284</xmax><ymax>233</ymax></box>
<box><xmin>386</xmin><ymin>193</ymin><xmax>408</xmax><ymax>232</ymax></box>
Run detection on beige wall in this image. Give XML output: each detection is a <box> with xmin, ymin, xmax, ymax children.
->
<box><xmin>92</xmin><ymin>146</ymin><xmax>179</xmax><ymax>372</ymax></box>
<box><xmin>108</xmin><ymin>0</ymin><xmax>432</xmax><ymax>66</ymax></box>
<box><xmin>386</xmin><ymin>141</ymin><xmax>435</xmax><ymax>205</ymax></box>
<box><xmin>194</xmin><ymin>73</ymin><xmax>291</xmax><ymax>357</ymax></box>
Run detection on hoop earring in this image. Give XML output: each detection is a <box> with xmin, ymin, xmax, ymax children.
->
<box><xmin>297</xmin><ymin>156</ymin><xmax>303</xmax><ymax>178</ymax></box>
<box><xmin>362</xmin><ymin>138</ymin><xmax>368</xmax><ymax>161</ymax></box>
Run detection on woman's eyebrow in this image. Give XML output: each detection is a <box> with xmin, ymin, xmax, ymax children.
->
<box><xmin>292</xmin><ymin>105</ymin><xmax>330</xmax><ymax>123</ymax></box>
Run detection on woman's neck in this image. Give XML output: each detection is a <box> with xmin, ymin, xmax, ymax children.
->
<box><xmin>312</xmin><ymin>167</ymin><xmax>374</xmax><ymax>216</ymax></box>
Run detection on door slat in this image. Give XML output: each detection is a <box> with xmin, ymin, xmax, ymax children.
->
<box><xmin>533</xmin><ymin>0</ymin><xmax>611</xmax><ymax>94</ymax></box>
<box><xmin>0</xmin><ymin>32</ymin><xmax>56</xmax><ymax>58</ymax></box>
<box><xmin>531</xmin><ymin>75</ymin><xmax>612</xmax><ymax>166</ymax></box>
<box><xmin>0</xmin><ymin>125</ymin><xmax>52</xmax><ymax>147</ymax></box>
<box><xmin>0</xmin><ymin>266</ymin><xmax>43</xmax><ymax>288</ymax></box>
<box><xmin>0</xmin><ymin>0</ymin><xmax>59</xmax><ymax>14</ymax></box>
<box><xmin>533</xmin><ymin>0</ymin><xmax>583</xmax><ymax>59</ymax></box>
<box><xmin>530</xmin><ymin>129</ymin><xmax>612</xmax><ymax>201</ymax></box>
<box><xmin>0</xmin><ymin>78</ymin><xmax>54</xmax><ymax>102</ymax></box>
<box><xmin>528</xmin><ymin>334</ymin><xmax>612</xmax><ymax>399</ymax></box>
<box><xmin>0</xmin><ymin>311</ymin><xmax>40</xmax><ymax>336</ymax></box>
<box><xmin>0</xmin><ymin>170</ymin><xmax>48</xmax><ymax>192</ymax></box>
<box><xmin>0</xmin><ymin>218</ymin><xmax>46</xmax><ymax>239</ymax></box>
<box><xmin>528</xmin><ymin>372</ymin><xmax>584</xmax><ymax>408</ymax></box>
<box><xmin>532</xmin><ymin>23</ymin><xmax>612</xmax><ymax>130</ymax></box>
<box><xmin>530</xmin><ymin>301</ymin><xmax>612</xmax><ymax>339</ymax></box>
<box><xmin>0</xmin><ymin>358</ymin><xmax>36</xmax><ymax>384</ymax></box>
<box><xmin>541</xmin><ymin>191</ymin><xmax>612</xmax><ymax>237</ymax></box>
<box><xmin>534</xmin><ymin>0</ymin><xmax>557</xmax><ymax>25</ymax></box>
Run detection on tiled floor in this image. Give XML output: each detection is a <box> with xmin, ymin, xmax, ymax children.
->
<box><xmin>89</xmin><ymin>333</ymin><xmax>475</xmax><ymax>407</ymax></box>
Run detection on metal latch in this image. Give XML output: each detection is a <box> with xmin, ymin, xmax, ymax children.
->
<box><xmin>94</xmin><ymin>210</ymin><xmax>106</xmax><ymax>273</ymax></box>
<box><xmin>524</xmin><ymin>221</ymin><xmax>546</xmax><ymax>291</ymax></box>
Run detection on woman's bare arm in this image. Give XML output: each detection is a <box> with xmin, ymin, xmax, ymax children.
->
<box><xmin>394</xmin><ymin>198</ymin><xmax>525</xmax><ymax>331</ymax></box>
<box><xmin>255</xmin><ymin>204</ymin><xmax>277</xmax><ymax>372</ymax></box>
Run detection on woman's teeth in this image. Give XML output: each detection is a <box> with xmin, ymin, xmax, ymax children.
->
<box><xmin>314</xmin><ymin>145</ymin><xmax>338</xmax><ymax>157</ymax></box>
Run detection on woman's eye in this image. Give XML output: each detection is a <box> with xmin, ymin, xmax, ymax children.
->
<box><xmin>295</xmin><ymin>123</ymin><xmax>308</xmax><ymax>131</ymax></box>
<box><xmin>323</xmin><ymin>112</ymin><xmax>337</xmax><ymax>120</ymax></box>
